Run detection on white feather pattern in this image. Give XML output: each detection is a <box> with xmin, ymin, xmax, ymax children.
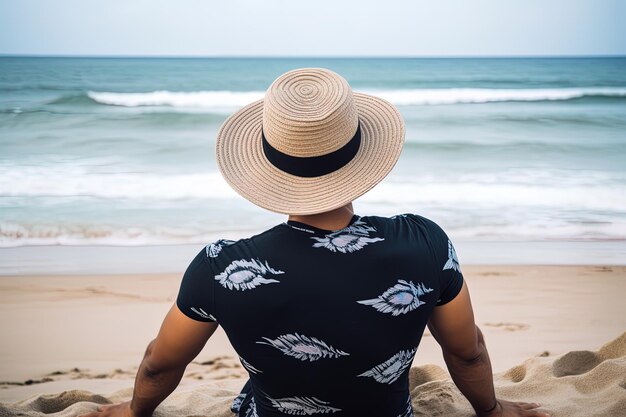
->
<box><xmin>215</xmin><ymin>258</ymin><xmax>284</xmax><ymax>291</ymax></box>
<box><xmin>205</xmin><ymin>239</ymin><xmax>236</xmax><ymax>258</ymax></box>
<box><xmin>443</xmin><ymin>239</ymin><xmax>461</xmax><ymax>273</ymax></box>
<box><xmin>341</xmin><ymin>218</ymin><xmax>377</xmax><ymax>235</ymax></box>
<box><xmin>357</xmin><ymin>280</ymin><xmax>433</xmax><ymax>316</ymax></box>
<box><xmin>311</xmin><ymin>234</ymin><xmax>384</xmax><ymax>253</ymax></box>
<box><xmin>245</xmin><ymin>397</ymin><xmax>258</xmax><ymax>417</ymax></box>
<box><xmin>310</xmin><ymin>218</ymin><xmax>384</xmax><ymax>253</ymax></box>
<box><xmin>257</xmin><ymin>333</ymin><xmax>349</xmax><ymax>361</ymax></box>
<box><xmin>231</xmin><ymin>393</ymin><xmax>246</xmax><ymax>413</ymax></box>
<box><xmin>240</xmin><ymin>356</ymin><xmax>263</xmax><ymax>374</ymax></box>
<box><xmin>358</xmin><ymin>348</ymin><xmax>417</xmax><ymax>384</ymax></box>
<box><xmin>190</xmin><ymin>306</ymin><xmax>217</xmax><ymax>321</ymax></box>
<box><xmin>397</xmin><ymin>397</ymin><xmax>414</xmax><ymax>417</ymax></box>
<box><xmin>267</xmin><ymin>395</ymin><xmax>341</xmax><ymax>415</ymax></box>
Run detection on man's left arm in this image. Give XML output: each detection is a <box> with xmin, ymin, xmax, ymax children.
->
<box><xmin>80</xmin><ymin>304</ymin><xmax>218</xmax><ymax>417</ymax></box>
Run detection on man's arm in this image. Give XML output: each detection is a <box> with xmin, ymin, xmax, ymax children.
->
<box><xmin>428</xmin><ymin>281</ymin><xmax>550</xmax><ymax>417</ymax></box>
<box><xmin>80</xmin><ymin>304</ymin><xmax>218</xmax><ymax>417</ymax></box>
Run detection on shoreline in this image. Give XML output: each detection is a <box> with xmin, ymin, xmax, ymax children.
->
<box><xmin>1</xmin><ymin>241</ymin><xmax>625</xmax><ymax>276</ymax></box>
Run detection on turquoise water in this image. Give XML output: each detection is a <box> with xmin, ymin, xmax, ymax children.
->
<box><xmin>1</xmin><ymin>57</ymin><xmax>625</xmax><ymax>247</ymax></box>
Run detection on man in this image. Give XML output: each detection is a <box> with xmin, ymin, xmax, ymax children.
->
<box><xmin>81</xmin><ymin>68</ymin><xmax>549</xmax><ymax>417</ymax></box>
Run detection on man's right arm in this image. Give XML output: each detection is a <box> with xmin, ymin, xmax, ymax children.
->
<box><xmin>428</xmin><ymin>281</ymin><xmax>550</xmax><ymax>417</ymax></box>
<box><xmin>79</xmin><ymin>304</ymin><xmax>218</xmax><ymax>417</ymax></box>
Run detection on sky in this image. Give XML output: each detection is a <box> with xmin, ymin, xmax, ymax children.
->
<box><xmin>0</xmin><ymin>0</ymin><xmax>624</xmax><ymax>57</ymax></box>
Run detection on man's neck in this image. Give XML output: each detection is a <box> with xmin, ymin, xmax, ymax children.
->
<box><xmin>287</xmin><ymin>203</ymin><xmax>355</xmax><ymax>231</ymax></box>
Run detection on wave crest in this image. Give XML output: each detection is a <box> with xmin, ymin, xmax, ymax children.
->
<box><xmin>86</xmin><ymin>87</ymin><xmax>626</xmax><ymax>108</ymax></box>
<box><xmin>87</xmin><ymin>90</ymin><xmax>264</xmax><ymax>108</ymax></box>
<box><xmin>364</xmin><ymin>87</ymin><xmax>626</xmax><ymax>105</ymax></box>
<box><xmin>0</xmin><ymin>222</ymin><xmax>214</xmax><ymax>247</ymax></box>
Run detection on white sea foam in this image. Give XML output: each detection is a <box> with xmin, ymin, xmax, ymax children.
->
<box><xmin>0</xmin><ymin>222</ymin><xmax>219</xmax><ymax>247</ymax></box>
<box><xmin>361</xmin><ymin>177</ymin><xmax>626</xmax><ymax>212</ymax></box>
<box><xmin>2</xmin><ymin>218</ymin><xmax>625</xmax><ymax>248</ymax></box>
<box><xmin>2</xmin><ymin>165</ymin><xmax>625</xmax><ymax>245</ymax></box>
<box><xmin>0</xmin><ymin>165</ymin><xmax>238</xmax><ymax>200</ymax></box>
<box><xmin>2</xmin><ymin>166</ymin><xmax>625</xmax><ymax>212</ymax></box>
<box><xmin>363</xmin><ymin>87</ymin><xmax>626</xmax><ymax>105</ymax></box>
<box><xmin>449</xmin><ymin>222</ymin><xmax>626</xmax><ymax>241</ymax></box>
<box><xmin>88</xmin><ymin>90</ymin><xmax>265</xmax><ymax>109</ymax></box>
<box><xmin>87</xmin><ymin>87</ymin><xmax>626</xmax><ymax>109</ymax></box>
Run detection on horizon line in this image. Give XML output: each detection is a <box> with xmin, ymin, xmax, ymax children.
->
<box><xmin>1</xmin><ymin>53</ymin><xmax>625</xmax><ymax>59</ymax></box>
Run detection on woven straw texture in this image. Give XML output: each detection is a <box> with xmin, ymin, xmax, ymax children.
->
<box><xmin>215</xmin><ymin>68</ymin><xmax>405</xmax><ymax>215</ymax></box>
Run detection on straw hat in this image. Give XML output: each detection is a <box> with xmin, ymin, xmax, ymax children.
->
<box><xmin>215</xmin><ymin>67</ymin><xmax>405</xmax><ymax>215</ymax></box>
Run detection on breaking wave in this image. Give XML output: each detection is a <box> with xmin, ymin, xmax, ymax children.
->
<box><xmin>85</xmin><ymin>87</ymin><xmax>626</xmax><ymax>108</ymax></box>
<box><xmin>0</xmin><ymin>166</ymin><xmax>238</xmax><ymax>200</ymax></box>
<box><xmin>2</xmin><ymin>165</ymin><xmax>624</xmax><ymax>212</ymax></box>
<box><xmin>0</xmin><ymin>222</ymin><xmax>216</xmax><ymax>247</ymax></box>
<box><xmin>87</xmin><ymin>90</ymin><xmax>265</xmax><ymax>109</ymax></box>
<box><xmin>365</xmin><ymin>87</ymin><xmax>626</xmax><ymax>105</ymax></box>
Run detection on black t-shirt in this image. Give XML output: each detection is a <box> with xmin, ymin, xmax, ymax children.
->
<box><xmin>177</xmin><ymin>213</ymin><xmax>464</xmax><ymax>417</ymax></box>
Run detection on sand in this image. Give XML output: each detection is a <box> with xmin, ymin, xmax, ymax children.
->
<box><xmin>0</xmin><ymin>265</ymin><xmax>625</xmax><ymax>416</ymax></box>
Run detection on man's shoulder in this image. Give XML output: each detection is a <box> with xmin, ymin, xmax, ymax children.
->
<box><xmin>363</xmin><ymin>212</ymin><xmax>443</xmax><ymax>230</ymax></box>
<box><xmin>362</xmin><ymin>213</ymin><xmax>451</xmax><ymax>249</ymax></box>
<box><xmin>204</xmin><ymin>238</ymin><xmax>240</xmax><ymax>259</ymax></box>
<box><xmin>203</xmin><ymin>223</ymin><xmax>287</xmax><ymax>260</ymax></box>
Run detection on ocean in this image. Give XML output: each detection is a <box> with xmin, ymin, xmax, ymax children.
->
<box><xmin>1</xmin><ymin>57</ymin><xmax>625</xmax><ymax>271</ymax></box>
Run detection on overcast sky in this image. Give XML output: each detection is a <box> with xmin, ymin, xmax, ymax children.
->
<box><xmin>1</xmin><ymin>0</ymin><xmax>624</xmax><ymax>57</ymax></box>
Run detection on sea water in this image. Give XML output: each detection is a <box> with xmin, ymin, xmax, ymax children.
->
<box><xmin>0</xmin><ymin>57</ymin><xmax>625</xmax><ymax>268</ymax></box>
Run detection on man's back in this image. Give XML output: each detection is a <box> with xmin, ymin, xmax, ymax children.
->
<box><xmin>177</xmin><ymin>213</ymin><xmax>463</xmax><ymax>417</ymax></box>
<box><xmin>78</xmin><ymin>68</ymin><xmax>549</xmax><ymax>417</ymax></box>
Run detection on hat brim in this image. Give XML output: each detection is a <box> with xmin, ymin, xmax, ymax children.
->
<box><xmin>215</xmin><ymin>92</ymin><xmax>405</xmax><ymax>215</ymax></box>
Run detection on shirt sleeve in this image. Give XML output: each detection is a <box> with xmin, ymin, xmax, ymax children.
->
<box><xmin>436</xmin><ymin>235</ymin><xmax>464</xmax><ymax>306</ymax></box>
<box><xmin>406</xmin><ymin>214</ymin><xmax>464</xmax><ymax>306</ymax></box>
<box><xmin>431</xmin><ymin>222</ymin><xmax>464</xmax><ymax>306</ymax></box>
<box><xmin>176</xmin><ymin>247</ymin><xmax>217</xmax><ymax>322</ymax></box>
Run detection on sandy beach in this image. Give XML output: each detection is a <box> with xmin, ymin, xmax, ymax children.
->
<box><xmin>1</xmin><ymin>264</ymin><xmax>625</xmax><ymax>416</ymax></box>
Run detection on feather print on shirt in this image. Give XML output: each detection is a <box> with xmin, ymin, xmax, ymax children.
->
<box><xmin>215</xmin><ymin>259</ymin><xmax>284</xmax><ymax>291</ymax></box>
<box><xmin>190</xmin><ymin>306</ymin><xmax>217</xmax><ymax>321</ymax></box>
<box><xmin>341</xmin><ymin>218</ymin><xmax>377</xmax><ymax>235</ymax></box>
<box><xmin>358</xmin><ymin>348</ymin><xmax>417</xmax><ymax>384</ymax></box>
<box><xmin>443</xmin><ymin>239</ymin><xmax>461</xmax><ymax>273</ymax></box>
<box><xmin>244</xmin><ymin>397</ymin><xmax>258</xmax><ymax>417</ymax></box>
<box><xmin>239</xmin><ymin>356</ymin><xmax>263</xmax><ymax>374</ymax></box>
<box><xmin>397</xmin><ymin>396</ymin><xmax>414</xmax><ymax>417</ymax></box>
<box><xmin>231</xmin><ymin>393</ymin><xmax>246</xmax><ymax>413</ymax></box>
<box><xmin>266</xmin><ymin>395</ymin><xmax>341</xmax><ymax>415</ymax></box>
<box><xmin>257</xmin><ymin>333</ymin><xmax>349</xmax><ymax>361</ymax></box>
<box><xmin>205</xmin><ymin>239</ymin><xmax>236</xmax><ymax>258</ymax></box>
<box><xmin>311</xmin><ymin>219</ymin><xmax>384</xmax><ymax>253</ymax></box>
<box><xmin>357</xmin><ymin>280</ymin><xmax>434</xmax><ymax>316</ymax></box>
